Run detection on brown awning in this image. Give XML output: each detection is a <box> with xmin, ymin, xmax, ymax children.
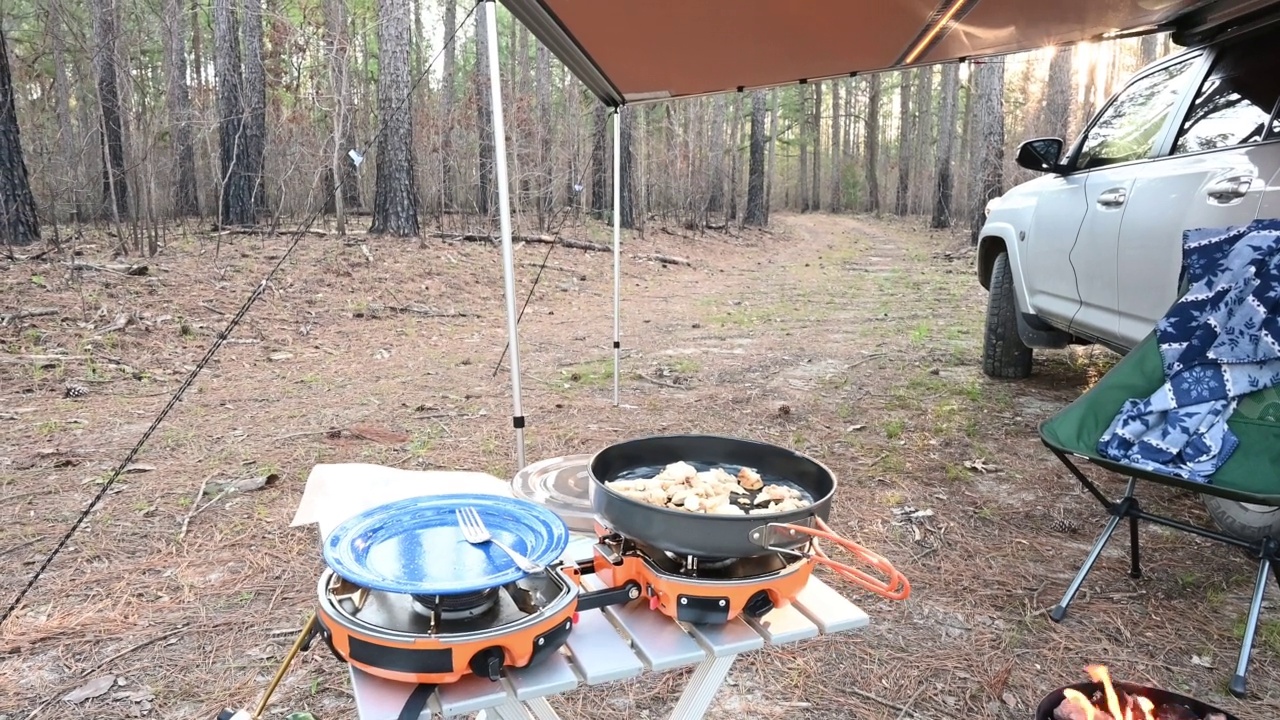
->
<box><xmin>499</xmin><ymin>0</ymin><xmax>1278</xmax><ymax>106</ymax></box>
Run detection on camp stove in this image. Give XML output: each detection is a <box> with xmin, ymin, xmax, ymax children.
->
<box><xmin>588</xmin><ymin>522</ymin><xmax>814</xmax><ymax>624</ymax></box>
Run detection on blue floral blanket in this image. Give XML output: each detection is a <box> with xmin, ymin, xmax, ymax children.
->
<box><xmin>1098</xmin><ymin>218</ymin><xmax>1280</xmax><ymax>482</ymax></box>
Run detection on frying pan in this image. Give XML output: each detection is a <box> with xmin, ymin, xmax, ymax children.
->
<box><xmin>588</xmin><ymin>434</ymin><xmax>909</xmax><ymax>601</ymax></box>
<box><xmin>1035</xmin><ymin>681</ymin><xmax>1239</xmax><ymax>720</ymax></box>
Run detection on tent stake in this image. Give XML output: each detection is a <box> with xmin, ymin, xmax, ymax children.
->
<box><xmin>484</xmin><ymin>0</ymin><xmax>525</xmax><ymax>471</ymax></box>
<box><xmin>613</xmin><ymin>106</ymin><xmax>622</xmax><ymax>406</ymax></box>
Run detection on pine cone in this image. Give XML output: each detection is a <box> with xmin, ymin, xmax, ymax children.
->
<box><xmin>64</xmin><ymin>383</ymin><xmax>89</xmax><ymax>399</ymax></box>
<box><xmin>1049</xmin><ymin>517</ymin><xmax>1080</xmax><ymax>535</ymax></box>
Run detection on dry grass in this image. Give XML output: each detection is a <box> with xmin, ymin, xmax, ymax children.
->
<box><xmin>1</xmin><ymin>212</ymin><xmax>1275</xmax><ymax>719</ymax></box>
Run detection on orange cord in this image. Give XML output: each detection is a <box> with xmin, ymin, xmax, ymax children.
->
<box><xmin>778</xmin><ymin>518</ymin><xmax>911</xmax><ymax>601</ymax></box>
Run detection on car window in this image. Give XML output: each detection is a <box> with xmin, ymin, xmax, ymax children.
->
<box><xmin>1074</xmin><ymin>56</ymin><xmax>1200</xmax><ymax>171</ymax></box>
<box><xmin>1172</xmin><ymin>33</ymin><xmax>1280</xmax><ymax>155</ymax></box>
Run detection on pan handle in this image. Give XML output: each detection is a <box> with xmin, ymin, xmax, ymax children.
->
<box><xmin>774</xmin><ymin>518</ymin><xmax>910</xmax><ymax>601</ymax></box>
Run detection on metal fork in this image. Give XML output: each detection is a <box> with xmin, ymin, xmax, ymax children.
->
<box><xmin>455</xmin><ymin>507</ymin><xmax>544</xmax><ymax>573</ymax></box>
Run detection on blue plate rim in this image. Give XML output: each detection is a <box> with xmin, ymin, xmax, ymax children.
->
<box><xmin>321</xmin><ymin>493</ymin><xmax>570</xmax><ymax>594</ymax></box>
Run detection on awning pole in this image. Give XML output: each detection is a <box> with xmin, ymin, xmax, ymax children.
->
<box><xmin>612</xmin><ymin>107</ymin><xmax>622</xmax><ymax>406</ymax></box>
<box><xmin>484</xmin><ymin>0</ymin><xmax>525</xmax><ymax>471</ymax></box>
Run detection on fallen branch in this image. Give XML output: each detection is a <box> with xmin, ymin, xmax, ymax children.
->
<box><xmin>844</xmin><ymin>687</ymin><xmax>931</xmax><ymax>720</ymax></box>
<box><xmin>214</xmin><ymin>225</ymin><xmax>333</xmax><ymax>238</ymax></box>
<box><xmin>68</xmin><ymin>261</ymin><xmax>148</xmax><ymax>276</ymax></box>
<box><xmin>178</xmin><ymin>472</ymin><xmax>217</xmax><ymax>541</ymax></box>
<box><xmin>369</xmin><ymin>303</ymin><xmax>473</xmax><ymax>318</ymax></box>
<box><xmin>90</xmin><ymin>312</ymin><xmax>133</xmax><ymax>338</ymax></box>
<box><xmin>634</xmin><ymin>253</ymin><xmax>691</xmax><ymax>266</ymax></box>
<box><xmin>637</xmin><ymin>372</ymin><xmax>686</xmax><ymax>389</ymax></box>
<box><xmin>0</xmin><ymin>307</ymin><xmax>58</xmax><ymax>326</ymax></box>
<box><xmin>428</xmin><ymin>231</ymin><xmax>610</xmax><ymax>253</ymax></box>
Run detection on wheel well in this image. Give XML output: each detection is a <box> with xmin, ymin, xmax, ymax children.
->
<box><xmin>976</xmin><ymin>237</ymin><xmax>1007</xmax><ymax>290</ymax></box>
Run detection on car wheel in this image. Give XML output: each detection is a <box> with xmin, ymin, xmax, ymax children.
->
<box><xmin>1202</xmin><ymin>495</ymin><xmax>1280</xmax><ymax>543</ymax></box>
<box><xmin>982</xmin><ymin>251</ymin><xmax>1033</xmax><ymax>379</ymax></box>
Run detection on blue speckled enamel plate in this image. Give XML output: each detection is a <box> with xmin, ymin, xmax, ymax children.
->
<box><xmin>322</xmin><ymin>494</ymin><xmax>570</xmax><ymax>595</ymax></box>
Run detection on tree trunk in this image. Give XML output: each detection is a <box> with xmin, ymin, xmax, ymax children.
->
<box><xmin>744</xmin><ymin>90</ymin><xmax>767</xmax><ymax>227</ymax></box>
<box><xmin>829</xmin><ymin>79</ymin><xmax>842</xmax><ymax>212</ymax></box>
<box><xmin>323</xmin><ymin>0</ymin><xmax>355</xmax><ymax>228</ymax></box>
<box><xmin>163</xmin><ymin>0</ymin><xmax>201</xmax><ymax>216</ymax></box>
<box><xmin>369</xmin><ymin>0</ymin><xmax>419</xmax><ymax>236</ymax></box>
<box><xmin>0</xmin><ymin>16</ymin><xmax>40</xmax><ymax>248</ymax></box>
<box><xmin>191</xmin><ymin>0</ymin><xmax>206</xmax><ymax>88</ymax></box>
<box><xmin>214</xmin><ymin>0</ymin><xmax>253</xmax><ymax>226</ymax></box>
<box><xmin>969</xmin><ymin>59</ymin><xmax>1006</xmax><ymax>244</ymax></box>
<box><xmin>811</xmin><ymin>81</ymin><xmax>822</xmax><ymax>212</ymax></box>
<box><xmin>1041</xmin><ymin>46</ymin><xmax>1073</xmax><ymax>142</ymax></box>
<box><xmin>92</xmin><ymin>0</ymin><xmax>130</xmax><ymax>219</ymax></box>
<box><xmin>911</xmin><ymin>67</ymin><xmax>932</xmax><ymax>214</ymax></box>
<box><xmin>894</xmin><ymin>70</ymin><xmax>913</xmax><ymax>216</ymax></box>
<box><xmin>765</xmin><ymin>87</ymin><xmax>777</xmax><ymax>223</ymax></box>
<box><xmin>474</xmin><ymin>4</ymin><xmax>495</xmax><ymax>219</ymax></box>
<box><xmin>242</xmin><ymin>0</ymin><xmax>268</xmax><ymax>214</ymax></box>
<box><xmin>707</xmin><ymin>96</ymin><xmax>726</xmax><ymax>215</ymax></box>
<box><xmin>590</xmin><ymin>101</ymin><xmax>607</xmax><ymax>220</ymax></box>
<box><xmin>1140</xmin><ymin>34</ymin><xmax>1159</xmax><ymax>66</ymax></box>
<box><xmin>798</xmin><ymin>86</ymin><xmax>810</xmax><ymax>212</ymax></box>
<box><xmin>932</xmin><ymin>63</ymin><xmax>959</xmax><ymax>229</ymax></box>
<box><xmin>48</xmin><ymin>2</ymin><xmax>83</xmax><ymax>223</ymax></box>
<box><xmin>619</xmin><ymin>110</ymin><xmax>637</xmax><ymax>230</ymax></box>
<box><xmin>864</xmin><ymin>74</ymin><xmax>881</xmax><ymax>214</ymax></box>
<box><xmin>440</xmin><ymin>0</ymin><xmax>456</xmax><ymax>210</ymax></box>
<box><xmin>727</xmin><ymin>95</ymin><xmax>742</xmax><ymax>221</ymax></box>
<box><xmin>536</xmin><ymin>42</ymin><xmax>554</xmax><ymax>229</ymax></box>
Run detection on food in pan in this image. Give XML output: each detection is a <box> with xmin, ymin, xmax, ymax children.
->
<box><xmin>606</xmin><ymin>461</ymin><xmax>808</xmax><ymax>515</ymax></box>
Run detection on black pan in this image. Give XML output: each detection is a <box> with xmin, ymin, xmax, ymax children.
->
<box><xmin>1035</xmin><ymin>681</ymin><xmax>1239</xmax><ymax>720</ymax></box>
<box><xmin>588</xmin><ymin>434</ymin><xmax>836</xmax><ymax>559</ymax></box>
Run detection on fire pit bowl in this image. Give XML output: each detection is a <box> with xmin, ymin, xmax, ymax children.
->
<box><xmin>1035</xmin><ymin>681</ymin><xmax>1239</xmax><ymax>720</ymax></box>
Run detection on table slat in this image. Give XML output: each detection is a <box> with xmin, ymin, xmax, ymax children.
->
<box><xmin>745</xmin><ymin>602</ymin><xmax>820</xmax><ymax>644</ymax></box>
<box><xmin>602</xmin><ymin>599</ymin><xmax>709</xmax><ymax>672</ymax></box>
<box><xmin>435</xmin><ymin>676</ymin><xmax>511</xmax><ymax>717</ymax></box>
<box><xmin>791</xmin><ymin>578</ymin><xmax>871</xmax><ymax>634</ymax></box>
<box><xmin>564</xmin><ymin>609</ymin><xmax>645</xmax><ymax>685</ymax></box>
<box><xmin>506</xmin><ymin>650</ymin><xmax>581</xmax><ymax>700</ymax></box>
<box><xmin>686</xmin><ymin>616</ymin><xmax>766</xmax><ymax>657</ymax></box>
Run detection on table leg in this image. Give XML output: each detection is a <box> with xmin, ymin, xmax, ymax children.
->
<box><xmin>666</xmin><ymin>655</ymin><xmax>737</xmax><ymax>720</ymax></box>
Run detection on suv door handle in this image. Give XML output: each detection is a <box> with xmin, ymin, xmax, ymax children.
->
<box><xmin>1097</xmin><ymin>188</ymin><xmax>1127</xmax><ymax>207</ymax></box>
<box><xmin>1206</xmin><ymin>175</ymin><xmax>1254</xmax><ymax>202</ymax></box>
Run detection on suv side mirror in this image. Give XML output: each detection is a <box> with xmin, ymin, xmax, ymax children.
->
<box><xmin>1015</xmin><ymin>138</ymin><xmax>1065</xmax><ymax>173</ymax></box>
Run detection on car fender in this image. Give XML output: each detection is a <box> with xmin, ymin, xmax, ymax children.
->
<box><xmin>975</xmin><ymin>220</ymin><xmax>1031</xmax><ymax>315</ymax></box>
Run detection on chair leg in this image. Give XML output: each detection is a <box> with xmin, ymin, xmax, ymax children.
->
<box><xmin>1128</xmin><ymin>513</ymin><xmax>1142</xmax><ymax>579</ymax></box>
<box><xmin>1229</xmin><ymin>556</ymin><xmax>1272</xmax><ymax>699</ymax></box>
<box><xmin>1051</xmin><ymin>512</ymin><xmax>1124</xmax><ymax>623</ymax></box>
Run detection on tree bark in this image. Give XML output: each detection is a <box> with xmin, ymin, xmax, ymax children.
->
<box><xmin>590</xmin><ymin>101</ymin><xmax>608</xmax><ymax>220</ymax></box>
<box><xmin>765</xmin><ymin>87</ymin><xmax>777</xmax><ymax>223</ymax></box>
<box><xmin>242</xmin><ymin>0</ymin><xmax>268</xmax><ymax>214</ymax></box>
<box><xmin>536</xmin><ymin>42</ymin><xmax>554</xmax><ymax>229</ymax></box>
<box><xmin>1140</xmin><ymin>34</ymin><xmax>1159</xmax><ymax>66</ymax></box>
<box><xmin>369</xmin><ymin>0</ymin><xmax>420</xmax><ymax>236</ymax></box>
<box><xmin>727</xmin><ymin>95</ymin><xmax>742</xmax><ymax>221</ymax></box>
<box><xmin>864</xmin><ymin>74</ymin><xmax>881</xmax><ymax>215</ymax></box>
<box><xmin>92</xmin><ymin>0</ymin><xmax>130</xmax><ymax>219</ymax></box>
<box><xmin>1041</xmin><ymin>46</ymin><xmax>1073</xmax><ymax>141</ymax></box>
<box><xmin>811</xmin><ymin>81</ymin><xmax>822</xmax><ymax>212</ymax></box>
<box><xmin>0</xmin><ymin>15</ymin><xmax>40</xmax><ymax>248</ymax></box>
<box><xmin>48</xmin><ymin>2</ymin><xmax>84</xmax><ymax>223</ymax></box>
<box><xmin>474</xmin><ymin>4</ymin><xmax>495</xmax><ymax>219</ymax></box>
<box><xmin>798</xmin><ymin>86</ymin><xmax>810</xmax><ymax>212</ymax></box>
<box><xmin>620</xmin><ymin>110</ymin><xmax>637</xmax><ymax>229</ymax></box>
<box><xmin>440</xmin><ymin>0</ymin><xmax>457</xmax><ymax>210</ymax></box>
<box><xmin>744</xmin><ymin>90</ymin><xmax>767</xmax><ymax>227</ymax></box>
<box><xmin>911</xmin><ymin>67</ymin><xmax>932</xmax><ymax>214</ymax></box>
<box><xmin>707</xmin><ymin>96</ymin><xmax>726</xmax><ymax>215</ymax></box>
<box><xmin>214</xmin><ymin>0</ymin><xmax>254</xmax><ymax>226</ymax></box>
<box><xmin>829</xmin><ymin>79</ymin><xmax>842</xmax><ymax>212</ymax></box>
<box><xmin>932</xmin><ymin>63</ymin><xmax>959</xmax><ymax>229</ymax></box>
<box><xmin>163</xmin><ymin>0</ymin><xmax>201</xmax><ymax>216</ymax></box>
<box><xmin>969</xmin><ymin>59</ymin><xmax>1005</xmax><ymax>244</ymax></box>
<box><xmin>894</xmin><ymin>70</ymin><xmax>913</xmax><ymax>216</ymax></box>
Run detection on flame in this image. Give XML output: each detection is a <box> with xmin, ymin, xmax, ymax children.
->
<box><xmin>1061</xmin><ymin>665</ymin><xmax>1157</xmax><ymax>720</ymax></box>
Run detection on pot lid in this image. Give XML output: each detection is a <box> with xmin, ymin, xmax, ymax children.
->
<box><xmin>510</xmin><ymin>454</ymin><xmax>596</xmax><ymax>533</ymax></box>
<box><xmin>322</xmin><ymin>493</ymin><xmax>569</xmax><ymax>595</ymax></box>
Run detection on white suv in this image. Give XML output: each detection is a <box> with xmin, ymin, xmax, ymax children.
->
<box><xmin>977</xmin><ymin>22</ymin><xmax>1280</xmax><ymax>380</ymax></box>
<box><xmin>976</xmin><ymin>19</ymin><xmax>1280</xmax><ymax>541</ymax></box>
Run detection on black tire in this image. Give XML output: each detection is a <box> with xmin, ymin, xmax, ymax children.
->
<box><xmin>1203</xmin><ymin>495</ymin><xmax>1280</xmax><ymax>542</ymax></box>
<box><xmin>982</xmin><ymin>251</ymin><xmax>1033</xmax><ymax>379</ymax></box>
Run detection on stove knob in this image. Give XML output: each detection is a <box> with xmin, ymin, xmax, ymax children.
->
<box><xmin>469</xmin><ymin>647</ymin><xmax>504</xmax><ymax>681</ymax></box>
<box><xmin>648</xmin><ymin>595</ymin><xmax>661</xmax><ymax>611</ymax></box>
<box><xmin>744</xmin><ymin>591</ymin><xmax>774</xmax><ymax>619</ymax></box>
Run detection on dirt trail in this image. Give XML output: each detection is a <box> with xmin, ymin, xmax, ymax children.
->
<box><xmin>0</xmin><ymin>213</ymin><xmax>1273</xmax><ymax>719</ymax></box>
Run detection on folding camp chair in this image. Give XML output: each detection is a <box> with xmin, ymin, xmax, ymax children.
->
<box><xmin>1039</xmin><ymin>332</ymin><xmax>1280</xmax><ymax>698</ymax></box>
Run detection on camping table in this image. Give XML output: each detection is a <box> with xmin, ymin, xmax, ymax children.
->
<box><xmin>346</xmin><ymin>538</ymin><xmax>870</xmax><ymax>720</ymax></box>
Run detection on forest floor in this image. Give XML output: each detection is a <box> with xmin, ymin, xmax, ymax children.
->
<box><xmin>1</xmin><ymin>211</ymin><xmax>1276</xmax><ymax>720</ymax></box>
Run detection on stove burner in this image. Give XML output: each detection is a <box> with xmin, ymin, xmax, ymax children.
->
<box><xmin>410</xmin><ymin>588</ymin><xmax>500</xmax><ymax>620</ymax></box>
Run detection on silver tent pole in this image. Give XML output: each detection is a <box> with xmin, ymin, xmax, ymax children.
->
<box><xmin>612</xmin><ymin>107</ymin><xmax>622</xmax><ymax>406</ymax></box>
<box><xmin>484</xmin><ymin>0</ymin><xmax>525</xmax><ymax>471</ymax></box>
